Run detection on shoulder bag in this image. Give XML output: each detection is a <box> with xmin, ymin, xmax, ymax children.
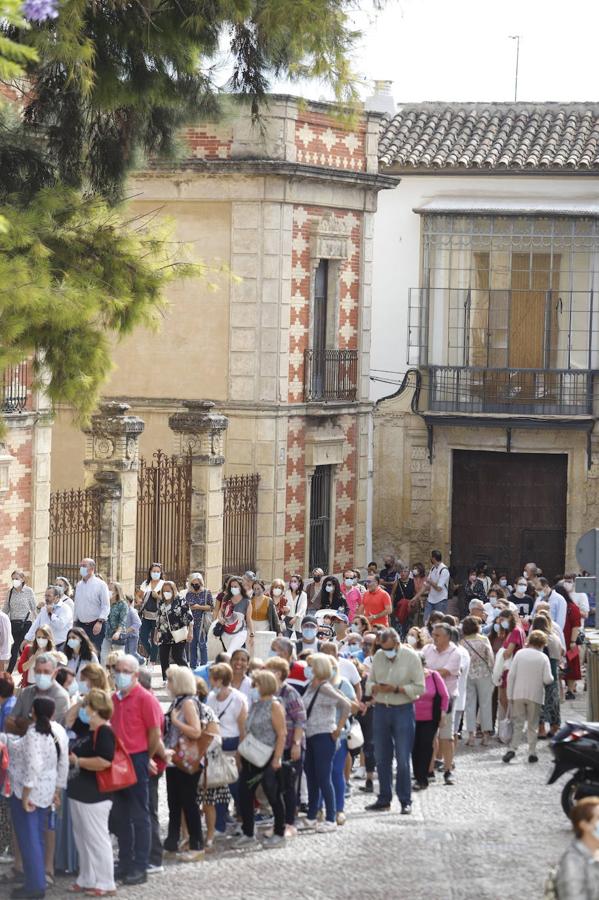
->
<box><xmin>204</xmin><ymin>740</ymin><xmax>238</xmax><ymax>788</ymax></box>
<box><xmin>238</xmin><ymin>700</ymin><xmax>275</xmax><ymax>768</ymax></box>
<box><xmin>172</xmin><ymin>697</ymin><xmax>215</xmax><ymax>775</ymax></box>
<box><xmin>93</xmin><ymin>727</ymin><xmax>137</xmax><ymax>793</ymax></box>
<box><xmin>167</xmin><ymin>607</ymin><xmax>188</xmax><ymax>644</ymax></box>
<box><xmin>347</xmin><ymin>719</ymin><xmax>364</xmax><ymax>750</ymax></box>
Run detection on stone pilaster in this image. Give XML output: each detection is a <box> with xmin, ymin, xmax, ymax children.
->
<box><xmin>83</xmin><ymin>401</ymin><xmax>144</xmax><ymax>591</ymax></box>
<box><xmin>169</xmin><ymin>401</ymin><xmax>228</xmax><ymax>591</ymax></box>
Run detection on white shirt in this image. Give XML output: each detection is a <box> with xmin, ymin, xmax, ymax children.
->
<box><xmin>507</xmin><ymin>647</ymin><xmax>554</xmax><ymax>705</ymax></box>
<box><xmin>73</xmin><ymin>575</ymin><xmax>110</xmax><ymax>624</ymax></box>
<box><xmin>454</xmin><ymin>645</ymin><xmax>471</xmax><ymax>712</ymax></box>
<box><xmin>0</xmin><ymin>611</ymin><xmax>12</xmax><ymax>660</ymax></box>
<box><xmin>283</xmin><ymin>590</ymin><xmax>308</xmax><ymax>630</ymax></box>
<box><xmin>533</xmin><ymin>591</ymin><xmax>567</xmax><ymax>632</ymax></box>
<box><xmin>207</xmin><ymin>688</ymin><xmax>248</xmax><ymax>739</ymax></box>
<box><xmin>572</xmin><ymin>592</ymin><xmax>590</xmax><ymax>618</ymax></box>
<box><xmin>25</xmin><ymin>602</ymin><xmax>73</xmax><ymax>646</ymax></box>
<box><xmin>427</xmin><ymin>564</ymin><xmax>449</xmax><ymax>604</ymax></box>
<box><xmin>338</xmin><ymin>656</ymin><xmax>361</xmax><ymax>688</ymax></box>
<box><xmin>1</xmin><ymin>722</ymin><xmax>68</xmax><ymax>807</ymax></box>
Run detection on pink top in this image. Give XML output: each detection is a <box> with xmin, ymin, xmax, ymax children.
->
<box><xmin>414</xmin><ymin>670</ymin><xmax>450</xmax><ymax>722</ymax></box>
<box><xmin>341</xmin><ymin>586</ymin><xmax>361</xmax><ymax>622</ymax></box>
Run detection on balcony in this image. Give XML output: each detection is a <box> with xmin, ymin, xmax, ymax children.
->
<box><xmin>303</xmin><ymin>349</ymin><xmax>358</xmax><ymax>403</ymax></box>
<box><xmin>426</xmin><ymin>366</ymin><xmax>594</xmax><ymax>417</ymax></box>
<box><xmin>2</xmin><ymin>362</ymin><xmax>28</xmax><ymax>413</ymax></box>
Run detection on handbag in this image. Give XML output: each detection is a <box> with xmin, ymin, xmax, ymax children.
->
<box><xmin>497</xmin><ymin>716</ymin><xmax>513</xmax><ymax>745</ymax></box>
<box><xmin>238</xmin><ymin>731</ymin><xmax>274</xmax><ymax>768</ymax></box>
<box><xmin>170</xmin><ymin>625</ymin><xmax>188</xmax><ymax>644</ymax></box>
<box><xmin>213</xmin><ymin>621</ymin><xmax>225</xmax><ymax>638</ymax></box>
<box><xmin>347</xmin><ymin>719</ymin><xmax>364</xmax><ymax>751</ymax></box>
<box><xmin>204</xmin><ymin>742</ymin><xmax>238</xmax><ymax>788</ymax></box>
<box><xmin>94</xmin><ymin>729</ymin><xmax>137</xmax><ymax>793</ymax></box>
<box><xmin>171</xmin><ymin>698</ymin><xmax>215</xmax><ymax>774</ymax></box>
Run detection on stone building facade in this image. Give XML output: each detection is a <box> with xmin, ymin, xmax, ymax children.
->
<box><xmin>50</xmin><ymin>97</ymin><xmax>395</xmax><ymax>588</ymax></box>
<box><xmin>372</xmin><ymin>103</ymin><xmax>599</xmax><ymax>579</ymax></box>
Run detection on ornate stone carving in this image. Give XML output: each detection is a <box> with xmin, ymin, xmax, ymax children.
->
<box><xmin>169</xmin><ymin>400</ymin><xmax>228</xmax><ymax>465</ymax></box>
<box><xmin>83</xmin><ymin>400</ymin><xmax>145</xmax><ymax>471</ymax></box>
<box><xmin>310</xmin><ymin>213</ymin><xmax>351</xmax><ymax>260</ymax></box>
<box><xmin>94</xmin><ymin>437</ymin><xmax>114</xmax><ymax>460</ymax></box>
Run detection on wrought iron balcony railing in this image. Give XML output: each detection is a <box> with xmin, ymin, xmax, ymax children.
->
<box><xmin>303</xmin><ymin>349</ymin><xmax>358</xmax><ymax>403</ymax></box>
<box><xmin>1</xmin><ymin>362</ymin><xmax>28</xmax><ymax>413</ymax></box>
<box><xmin>426</xmin><ymin>366</ymin><xmax>594</xmax><ymax>416</ymax></box>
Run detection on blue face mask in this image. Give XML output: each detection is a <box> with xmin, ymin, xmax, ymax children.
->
<box><xmin>594</xmin><ymin>822</ymin><xmax>599</xmax><ymax>840</ymax></box>
<box><xmin>68</xmin><ymin>681</ymin><xmax>79</xmax><ymax>696</ymax></box>
<box><xmin>114</xmin><ymin>672</ymin><xmax>133</xmax><ymax>692</ymax></box>
<box><xmin>67</xmin><ymin>638</ymin><xmax>81</xmax><ymax>651</ymax></box>
<box><xmin>35</xmin><ymin>673</ymin><xmax>53</xmax><ymax>691</ymax></box>
<box><xmin>250</xmin><ymin>687</ymin><xmax>260</xmax><ymax>703</ymax></box>
<box><xmin>348</xmin><ymin>644</ymin><xmax>362</xmax><ymax>657</ymax></box>
<box><xmin>383</xmin><ymin>649</ymin><xmax>397</xmax><ymax>660</ymax></box>
<box><xmin>79</xmin><ymin>566</ymin><xmax>89</xmax><ymax>578</ymax></box>
<box><xmin>302</xmin><ymin>627</ymin><xmax>317</xmax><ymax>640</ymax></box>
<box><xmin>494</xmin><ymin>623</ymin><xmax>501</xmax><ymax>633</ymax></box>
<box><xmin>268</xmin><ymin>649</ymin><xmax>278</xmax><ymax>658</ymax></box>
<box><xmin>77</xmin><ymin>680</ymin><xmax>89</xmax><ymax>695</ymax></box>
<box><xmin>304</xmin><ymin>665</ymin><xmax>313</xmax><ymax>681</ymax></box>
<box><xmin>78</xmin><ymin>707</ymin><xmax>91</xmax><ymax>725</ymax></box>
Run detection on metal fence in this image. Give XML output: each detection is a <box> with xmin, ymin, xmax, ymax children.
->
<box><xmin>136</xmin><ymin>450</ymin><xmax>192</xmax><ymax>589</ymax></box>
<box><xmin>2</xmin><ymin>362</ymin><xmax>28</xmax><ymax>413</ymax></box>
<box><xmin>303</xmin><ymin>349</ymin><xmax>358</xmax><ymax>402</ymax></box>
<box><xmin>222</xmin><ymin>473</ymin><xmax>260</xmax><ymax>575</ymax></box>
<box><xmin>48</xmin><ymin>488</ymin><xmax>101</xmax><ymax>586</ymax></box>
<box><xmin>426</xmin><ymin>365</ymin><xmax>594</xmax><ymax>416</ymax></box>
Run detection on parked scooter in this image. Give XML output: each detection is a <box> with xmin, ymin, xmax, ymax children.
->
<box><xmin>549</xmin><ymin>720</ymin><xmax>599</xmax><ymax>816</ymax></box>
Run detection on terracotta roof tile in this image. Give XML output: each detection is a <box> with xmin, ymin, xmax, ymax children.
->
<box><xmin>378</xmin><ymin>103</ymin><xmax>599</xmax><ymax>171</ymax></box>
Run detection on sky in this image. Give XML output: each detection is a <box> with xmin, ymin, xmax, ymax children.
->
<box><xmin>271</xmin><ymin>0</ymin><xmax>599</xmax><ymax>105</ymax></box>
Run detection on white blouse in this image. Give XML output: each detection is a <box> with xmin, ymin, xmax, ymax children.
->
<box><xmin>1</xmin><ymin>722</ymin><xmax>68</xmax><ymax>808</ymax></box>
<box><xmin>282</xmin><ymin>590</ymin><xmax>308</xmax><ymax>629</ymax></box>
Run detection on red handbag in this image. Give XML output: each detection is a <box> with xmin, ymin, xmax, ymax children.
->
<box><xmin>93</xmin><ymin>728</ymin><xmax>137</xmax><ymax>793</ymax></box>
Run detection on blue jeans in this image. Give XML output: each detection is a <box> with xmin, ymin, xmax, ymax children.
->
<box><xmin>216</xmin><ymin>736</ymin><xmax>239</xmax><ymax>833</ymax></box>
<box><xmin>11</xmin><ymin>794</ymin><xmax>47</xmax><ymax>894</ymax></box>
<box><xmin>125</xmin><ymin>632</ymin><xmax>144</xmax><ymax>664</ymax></box>
<box><xmin>189</xmin><ymin>622</ymin><xmax>208</xmax><ymax>668</ymax></box>
<box><xmin>331</xmin><ymin>737</ymin><xmax>348</xmax><ymax>814</ymax></box>
<box><xmin>373</xmin><ymin>703</ymin><xmax>416</xmax><ymax>806</ymax></box>
<box><xmin>424</xmin><ymin>598</ymin><xmax>448</xmax><ymax>622</ymax></box>
<box><xmin>304</xmin><ymin>732</ymin><xmax>336</xmax><ymax>822</ymax></box>
<box><xmin>139</xmin><ymin>618</ymin><xmax>158</xmax><ymax>662</ymax></box>
<box><xmin>111</xmin><ymin>750</ymin><xmax>150</xmax><ymax>876</ymax></box>
<box><xmin>75</xmin><ymin>619</ymin><xmax>106</xmax><ymax>655</ymax></box>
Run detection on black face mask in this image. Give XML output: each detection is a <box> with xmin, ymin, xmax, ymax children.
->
<box><xmin>192</xmin><ymin>584</ymin><xmax>201</xmax><ymax>591</ymax></box>
<box><xmin>313</xmin><ymin>575</ymin><xmax>322</xmax><ymax>583</ymax></box>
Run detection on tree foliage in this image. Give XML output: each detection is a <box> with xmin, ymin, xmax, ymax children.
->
<box><xmin>0</xmin><ymin>0</ymin><xmax>372</xmax><ymax>430</ymax></box>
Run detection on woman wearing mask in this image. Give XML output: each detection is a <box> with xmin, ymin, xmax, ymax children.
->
<box><xmin>533</xmin><ymin>613</ymin><xmax>562</xmax><ymax>740</ymax></box>
<box><xmin>301</xmin><ymin>653</ymin><xmax>351</xmax><ymax>832</ymax></box>
<box><xmin>67</xmin><ymin>689</ymin><xmax>116</xmax><ymax>895</ymax></box>
<box><xmin>497</xmin><ymin>610</ymin><xmax>525</xmax><ymax>716</ymax></box>
<box><xmin>511</xmin><ymin>577</ymin><xmax>534</xmax><ymax>617</ymax></box>
<box><xmin>163</xmin><ymin>665</ymin><xmax>218</xmax><ymax>862</ymax></box>
<box><xmin>328</xmin><ymin>658</ymin><xmax>358</xmax><ymax>826</ymax></box>
<box><xmin>214</xmin><ymin>577</ymin><xmax>254</xmax><ymax>655</ymax></box>
<box><xmin>460</xmin><ymin>616</ymin><xmax>494</xmax><ymax>746</ymax></box>
<box><xmin>391</xmin><ymin>565</ymin><xmax>416</xmax><ymax>639</ymax></box>
<box><xmin>405</xmin><ymin>626</ymin><xmax>430</xmax><ymax>650</ymax></box>
<box><xmin>412</xmin><ymin>654</ymin><xmax>449</xmax><ymax>790</ymax></box>
<box><xmin>154</xmin><ymin>581</ymin><xmax>193</xmax><ymax>681</ymax></box>
<box><xmin>16</xmin><ymin>625</ymin><xmax>55</xmax><ymax>687</ymax></box>
<box><xmin>282</xmin><ymin>576</ymin><xmax>308</xmax><ymax>638</ymax></box>
<box><xmin>1</xmin><ymin>697</ymin><xmax>68</xmax><ymax>900</ymax></box>
<box><xmin>464</xmin><ymin>567</ymin><xmax>487</xmax><ymax>607</ymax></box>
<box><xmin>185</xmin><ymin>573</ymin><xmax>214</xmax><ymax>669</ymax></box>
<box><xmin>410</xmin><ymin>563</ymin><xmax>428</xmax><ymax>627</ymax></box>
<box><xmin>250</xmin><ymin>579</ymin><xmax>280</xmax><ymax>635</ymax></box>
<box><xmin>206</xmin><ymin>662</ymin><xmax>247</xmax><ymax>840</ymax></box>
<box><xmin>498</xmin><ymin>573</ymin><xmax>511</xmax><ymax>594</ymax></box>
<box><xmin>269</xmin><ymin>579</ymin><xmax>286</xmax><ymax>620</ymax></box>
<box><xmin>341</xmin><ymin>571</ymin><xmax>361</xmax><ymax>623</ymax></box>
<box><xmin>138</xmin><ymin>563</ymin><xmax>164</xmax><ymax>665</ymax></box>
<box><xmin>236</xmin><ymin>670</ymin><xmax>287</xmax><ymax>848</ymax></box>
<box><xmin>100</xmin><ymin>581</ymin><xmax>128</xmax><ymax>664</ymax></box>
<box><xmin>350</xmin><ymin>615</ymin><xmax>370</xmax><ymax>636</ymax></box>
<box><xmin>3</xmin><ymin>571</ymin><xmax>36</xmax><ymax>674</ymax></box>
<box><xmin>65</xmin><ymin>626</ymin><xmax>98</xmax><ymax>676</ymax></box>
<box><xmin>320</xmin><ymin>576</ymin><xmax>347</xmax><ymax>616</ymax></box>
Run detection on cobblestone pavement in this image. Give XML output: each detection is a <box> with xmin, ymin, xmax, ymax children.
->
<box><xmin>2</xmin><ymin>685</ymin><xmax>588</xmax><ymax>900</ymax></box>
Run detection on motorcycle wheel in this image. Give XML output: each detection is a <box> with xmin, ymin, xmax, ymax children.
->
<box><xmin>561</xmin><ymin>777</ymin><xmax>579</xmax><ymax>817</ymax></box>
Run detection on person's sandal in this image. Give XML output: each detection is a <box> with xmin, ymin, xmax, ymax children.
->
<box><xmin>67</xmin><ymin>885</ymin><xmax>87</xmax><ymax>893</ymax></box>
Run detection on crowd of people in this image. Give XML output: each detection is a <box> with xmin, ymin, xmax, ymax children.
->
<box><xmin>0</xmin><ymin>553</ymin><xmax>592</xmax><ymax>898</ymax></box>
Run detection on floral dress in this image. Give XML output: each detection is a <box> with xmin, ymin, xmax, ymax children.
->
<box><xmin>155</xmin><ymin>596</ymin><xmax>192</xmax><ymax>645</ymax></box>
<box><xmin>194</xmin><ymin>702</ymin><xmax>232</xmax><ymax>806</ymax></box>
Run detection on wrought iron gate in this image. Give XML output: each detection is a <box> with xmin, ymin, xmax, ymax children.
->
<box><xmin>309</xmin><ymin>465</ymin><xmax>332</xmax><ymax>572</ymax></box>
<box><xmin>222</xmin><ymin>473</ymin><xmax>260</xmax><ymax>575</ymax></box>
<box><xmin>136</xmin><ymin>450</ymin><xmax>192</xmax><ymax>588</ymax></box>
<box><xmin>48</xmin><ymin>488</ymin><xmax>101</xmax><ymax>586</ymax></box>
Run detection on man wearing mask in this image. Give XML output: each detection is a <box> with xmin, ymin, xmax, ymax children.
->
<box><xmin>365</xmin><ymin>627</ymin><xmax>425</xmax><ymax>814</ymax></box>
<box><xmin>4</xmin><ymin>570</ymin><xmax>36</xmax><ymax>673</ymax></box>
<box><xmin>424</xmin><ymin>550</ymin><xmax>450</xmax><ymax>621</ymax></box>
<box><xmin>512</xmin><ymin>578</ymin><xmax>535</xmax><ymax>617</ymax></box>
<box><xmin>111</xmin><ymin>655</ymin><xmax>164</xmax><ymax>885</ymax></box>
<box><xmin>306</xmin><ymin>569</ymin><xmax>324</xmax><ymax>611</ymax></box>
<box><xmin>6</xmin><ymin>653</ymin><xmax>69</xmax><ymax>731</ymax></box>
<box><xmin>294</xmin><ymin>614</ymin><xmax>321</xmax><ymax>656</ymax></box>
<box><xmin>533</xmin><ymin>578</ymin><xmax>567</xmax><ymax>631</ymax></box>
<box><xmin>379</xmin><ymin>556</ymin><xmax>399</xmax><ymax>595</ymax></box>
<box><xmin>357</xmin><ymin>575</ymin><xmax>392</xmax><ymax>629</ymax></box>
<box><xmin>74</xmin><ymin>557</ymin><xmax>110</xmax><ymax>654</ymax></box>
<box><xmin>24</xmin><ymin>585</ymin><xmax>73</xmax><ymax>651</ymax></box>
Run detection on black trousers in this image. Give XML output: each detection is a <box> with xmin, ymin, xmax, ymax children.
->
<box><xmin>159</xmin><ymin>641</ymin><xmax>187</xmax><ymax>679</ymax></box>
<box><xmin>8</xmin><ymin>620</ymin><xmax>29</xmax><ymax>673</ymax></box>
<box><xmin>239</xmin><ymin>759</ymin><xmax>285</xmax><ymax>837</ymax></box>
<box><xmin>149</xmin><ymin>773</ymin><xmax>163</xmax><ymax>866</ymax></box>
<box><xmin>412</xmin><ymin>719</ymin><xmax>437</xmax><ymax>785</ymax></box>
<box><xmin>358</xmin><ymin>704</ymin><xmax>376</xmax><ymax>773</ymax></box>
<box><xmin>281</xmin><ymin>750</ymin><xmax>303</xmax><ymax>826</ymax></box>
<box><xmin>164</xmin><ymin>767</ymin><xmax>202</xmax><ymax>851</ymax></box>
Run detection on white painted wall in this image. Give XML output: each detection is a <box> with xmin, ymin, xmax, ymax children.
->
<box><xmin>370</xmin><ymin>174</ymin><xmax>599</xmax><ymax>401</ymax></box>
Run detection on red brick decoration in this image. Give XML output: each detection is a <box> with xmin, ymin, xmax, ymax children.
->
<box><xmin>288</xmin><ymin>205</ymin><xmax>362</xmax><ymax>403</ymax></box>
<box><xmin>295</xmin><ymin>111</ymin><xmax>366</xmax><ymax>172</ymax></box>
<box><xmin>0</xmin><ymin>425</ymin><xmax>33</xmax><ymax>595</ymax></box>
<box><xmin>182</xmin><ymin>124</ymin><xmax>233</xmax><ymax>160</ymax></box>
<box><xmin>284</xmin><ymin>418</ymin><xmax>306</xmax><ymax>577</ymax></box>
<box><xmin>333</xmin><ymin>415</ymin><xmax>357</xmax><ymax>572</ymax></box>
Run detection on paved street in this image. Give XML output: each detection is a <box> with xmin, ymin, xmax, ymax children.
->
<box><xmin>17</xmin><ymin>690</ymin><xmax>584</xmax><ymax>900</ymax></box>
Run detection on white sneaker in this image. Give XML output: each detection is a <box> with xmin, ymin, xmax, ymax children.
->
<box><xmin>262</xmin><ymin>834</ymin><xmax>285</xmax><ymax>848</ymax></box>
<box><xmin>315</xmin><ymin>820</ymin><xmax>337</xmax><ymax>833</ymax></box>
<box><xmin>353</xmin><ymin>766</ymin><xmax>366</xmax><ymax>780</ymax></box>
<box><xmin>234</xmin><ymin>834</ymin><xmax>258</xmax><ymax>848</ymax></box>
<box><xmin>297</xmin><ymin>818</ymin><xmax>316</xmax><ymax>830</ymax></box>
<box><xmin>147</xmin><ymin>864</ymin><xmax>165</xmax><ymax>874</ymax></box>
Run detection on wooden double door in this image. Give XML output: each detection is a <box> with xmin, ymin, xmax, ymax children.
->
<box><xmin>451</xmin><ymin>450</ymin><xmax>567</xmax><ymax>582</ymax></box>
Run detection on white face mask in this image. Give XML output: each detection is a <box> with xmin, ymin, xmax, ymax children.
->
<box><xmin>344</xmin><ymin>578</ymin><xmax>353</xmax><ymax>587</ymax></box>
<box><xmin>325</xmin><ymin>584</ymin><xmax>334</xmax><ymax>593</ymax></box>
<box><xmin>272</xmin><ymin>588</ymin><xmax>282</xmax><ymax>597</ymax></box>
<box><xmin>37</xmin><ymin>638</ymin><xmax>48</xmax><ymax>649</ymax></box>
<box><xmin>231</xmin><ymin>586</ymin><xmax>241</xmax><ymax>596</ymax></box>
<box><xmin>290</xmin><ymin>581</ymin><xmax>299</xmax><ymax>590</ymax></box>
<box><xmin>150</xmin><ymin>571</ymin><xmax>161</xmax><ymax>581</ymax></box>
<box><xmin>163</xmin><ymin>592</ymin><xmax>173</xmax><ymax>601</ymax></box>
<box><xmin>564</xmin><ymin>581</ymin><xmax>574</xmax><ymax>592</ymax></box>
<box><xmin>499</xmin><ymin>579</ymin><xmax>507</xmax><ymax>587</ymax></box>
<box><xmin>407</xmin><ymin>635</ymin><xmax>417</xmax><ymax>646</ymax></box>
<box><xmin>11</xmin><ymin>579</ymin><xmax>22</xmax><ymax>589</ymax></box>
